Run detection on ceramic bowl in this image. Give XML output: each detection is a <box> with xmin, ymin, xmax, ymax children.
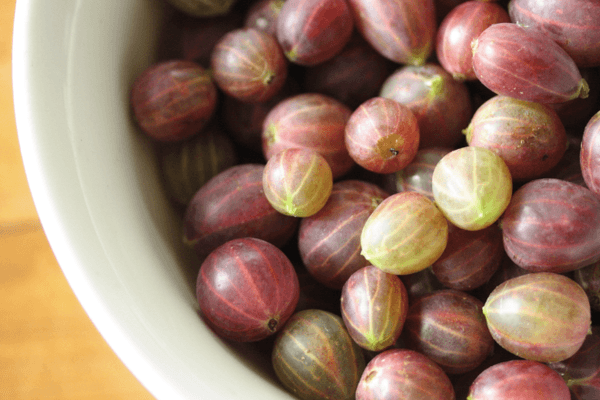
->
<box><xmin>12</xmin><ymin>1</ymin><xmax>294</xmax><ymax>398</ymax></box>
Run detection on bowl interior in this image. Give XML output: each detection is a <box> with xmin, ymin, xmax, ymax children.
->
<box><xmin>12</xmin><ymin>0</ymin><xmax>294</xmax><ymax>398</ymax></box>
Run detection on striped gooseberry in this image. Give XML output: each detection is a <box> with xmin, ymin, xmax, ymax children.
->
<box><xmin>435</xmin><ymin>0</ymin><xmax>510</xmax><ymax>81</ymax></box>
<box><xmin>262</xmin><ymin>148</ymin><xmax>333</xmax><ymax>217</ymax></box>
<box><xmin>402</xmin><ymin>289</ymin><xmax>494</xmax><ymax>375</ymax></box>
<box><xmin>347</xmin><ymin>0</ymin><xmax>436</xmax><ymax>66</ymax></box>
<box><xmin>547</xmin><ymin>327</ymin><xmax>600</xmax><ymax>400</ymax></box>
<box><xmin>508</xmin><ymin>0</ymin><xmax>600</xmax><ymax>68</ymax></box>
<box><xmin>471</xmin><ymin>22</ymin><xmax>589</xmax><ymax>104</ymax></box>
<box><xmin>211</xmin><ymin>27</ymin><xmax>288</xmax><ymax>103</ymax></box>
<box><xmin>344</xmin><ymin>97</ymin><xmax>420</xmax><ymax>174</ymax></box>
<box><xmin>360</xmin><ymin>191</ymin><xmax>448</xmax><ymax>275</ymax></box>
<box><xmin>431</xmin><ymin>222</ymin><xmax>504</xmax><ymax>292</ymax></box>
<box><xmin>432</xmin><ymin>146</ymin><xmax>512</xmax><ymax>231</ymax></box>
<box><xmin>158</xmin><ymin>122</ymin><xmax>237</xmax><ymax>206</ymax></box>
<box><xmin>340</xmin><ymin>265</ymin><xmax>409</xmax><ymax>352</ymax></box>
<box><xmin>391</xmin><ymin>147</ymin><xmax>453</xmax><ymax>200</ymax></box>
<box><xmin>464</xmin><ymin>95</ymin><xmax>567</xmax><ymax>182</ymax></box>
<box><xmin>482</xmin><ymin>272</ymin><xmax>592</xmax><ymax>363</ymax></box>
<box><xmin>467</xmin><ymin>360</ymin><xmax>571</xmax><ymax>400</ymax></box>
<box><xmin>130</xmin><ymin>60</ymin><xmax>217</xmax><ymax>142</ymax></box>
<box><xmin>196</xmin><ymin>237</ymin><xmax>299</xmax><ymax>342</ymax></box>
<box><xmin>298</xmin><ymin>180</ymin><xmax>390</xmax><ymax>290</ymax></box>
<box><xmin>500</xmin><ymin>178</ymin><xmax>600</xmax><ymax>273</ymax></box>
<box><xmin>183</xmin><ymin>164</ymin><xmax>299</xmax><ymax>260</ymax></box>
<box><xmin>378</xmin><ymin>63</ymin><xmax>473</xmax><ymax>149</ymax></box>
<box><xmin>276</xmin><ymin>0</ymin><xmax>354</xmax><ymax>66</ymax></box>
<box><xmin>356</xmin><ymin>349</ymin><xmax>455</xmax><ymax>400</ymax></box>
<box><xmin>272</xmin><ymin>309</ymin><xmax>366</xmax><ymax>400</ymax></box>
<box><xmin>581</xmin><ymin>111</ymin><xmax>600</xmax><ymax>198</ymax></box>
<box><xmin>261</xmin><ymin>93</ymin><xmax>354</xmax><ymax>179</ymax></box>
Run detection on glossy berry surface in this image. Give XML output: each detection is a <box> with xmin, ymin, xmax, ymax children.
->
<box><xmin>464</xmin><ymin>95</ymin><xmax>567</xmax><ymax>181</ymax></box>
<box><xmin>298</xmin><ymin>180</ymin><xmax>389</xmax><ymax>289</ymax></box>
<box><xmin>483</xmin><ymin>272</ymin><xmax>591</xmax><ymax>363</ymax></box>
<box><xmin>262</xmin><ymin>93</ymin><xmax>354</xmax><ymax>178</ymax></box>
<box><xmin>403</xmin><ymin>289</ymin><xmax>494</xmax><ymax>375</ymax></box>
<box><xmin>276</xmin><ymin>0</ymin><xmax>354</xmax><ymax>66</ymax></box>
<box><xmin>262</xmin><ymin>148</ymin><xmax>333</xmax><ymax>217</ymax></box>
<box><xmin>432</xmin><ymin>146</ymin><xmax>512</xmax><ymax>231</ymax></box>
<box><xmin>472</xmin><ymin>22</ymin><xmax>589</xmax><ymax>104</ymax></box>
<box><xmin>436</xmin><ymin>0</ymin><xmax>510</xmax><ymax>81</ymax></box>
<box><xmin>211</xmin><ymin>28</ymin><xmax>288</xmax><ymax>103</ymax></box>
<box><xmin>500</xmin><ymin>178</ymin><xmax>600</xmax><ymax>273</ymax></box>
<box><xmin>379</xmin><ymin>63</ymin><xmax>473</xmax><ymax>149</ymax></box>
<box><xmin>356</xmin><ymin>349</ymin><xmax>455</xmax><ymax>400</ymax></box>
<box><xmin>183</xmin><ymin>164</ymin><xmax>299</xmax><ymax>259</ymax></box>
<box><xmin>196</xmin><ymin>237</ymin><xmax>299</xmax><ymax>342</ymax></box>
<box><xmin>272</xmin><ymin>309</ymin><xmax>366</xmax><ymax>400</ymax></box>
<box><xmin>508</xmin><ymin>0</ymin><xmax>600</xmax><ymax>67</ymax></box>
<box><xmin>347</xmin><ymin>0</ymin><xmax>437</xmax><ymax>66</ymax></box>
<box><xmin>581</xmin><ymin>111</ymin><xmax>600</xmax><ymax>198</ymax></box>
<box><xmin>341</xmin><ymin>265</ymin><xmax>409</xmax><ymax>351</ymax></box>
<box><xmin>130</xmin><ymin>60</ymin><xmax>217</xmax><ymax>142</ymax></box>
<box><xmin>345</xmin><ymin>97</ymin><xmax>420</xmax><ymax>174</ymax></box>
<box><xmin>467</xmin><ymin>359</ymin><xmax>571</xmax><ymax>400</ymax></box>
<box><xmin>361</xmin><ymin>191</ymin><xmax>448</xmax><ymax>275</ymax></box>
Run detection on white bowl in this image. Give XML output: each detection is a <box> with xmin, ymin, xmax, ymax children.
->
<box><xmin>12</xmin><ymin>1</ymin><xmax>295</xmax><ymax>399</ymax></box>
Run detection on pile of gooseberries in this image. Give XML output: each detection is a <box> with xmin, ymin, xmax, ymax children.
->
<box><xmin>130</xmin><ymin>0</ymin><xmax>600</xmax><ymax>399</ymax></box>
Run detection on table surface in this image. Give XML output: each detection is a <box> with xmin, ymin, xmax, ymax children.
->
<box><xmin>1</xmin><ymin>1</ymin><xmax>154</xmax><ymax>398</ymax></box>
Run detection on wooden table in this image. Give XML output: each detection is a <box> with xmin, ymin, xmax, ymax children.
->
<box><xmin>1</xmin><ymin>1</ymin><xmax>154</xmax><ymax>398</ymax></box>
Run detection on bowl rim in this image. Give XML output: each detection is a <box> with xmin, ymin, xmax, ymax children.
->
<box><xmin>12</xmin><ymin>2</ymin><xmax>180</xmax><ymax>398</ymax></box>
<box><xmin>11</xmin><ymin>1</ymin><xmax>294</xmax><ymax>399</ymax></box>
